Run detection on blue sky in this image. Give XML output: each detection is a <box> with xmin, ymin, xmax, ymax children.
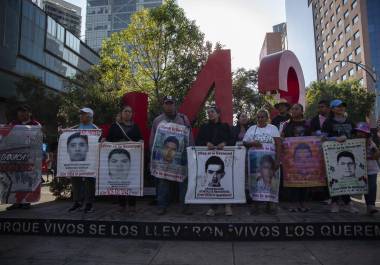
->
<box><xmin>66</xmin><ymin>0</ymin><xmax>316</xmax><ymax>85</ymax></box>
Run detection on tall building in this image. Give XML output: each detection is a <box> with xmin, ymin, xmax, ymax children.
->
<box><xmin>42</xmin><ymin>0</ymin><xmax>82</xmax><ymax>37</ymax></box>
<box><xmin>86</xmin><ymin>0</ymin><xmax>163</xmax><ymax>51</ymax></box>
<box><xmin>308</xmin><ymin>0</ymin><xmax>380</xmax><ymax>116</ymax></box>
<box><xmin>286</xmin><ymin>0</ymin><xmax>317</xmax><ymax>86</ymax></box>
<box><xmin>259</xmin><ymin>23</ymin><xmax>287</xmax><ymax>61</ymax></box>
<box><xmin>0</xmin><ymin>0</ymin><xmax>99</xmax><ymax>122</ymax></box>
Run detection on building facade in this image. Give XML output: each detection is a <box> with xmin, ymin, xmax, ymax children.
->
<box><xmin>273</xmin><ymin>22</ymin><xmax>288</xmax><ymax>50</ymax></box>
<box><xmin>0</xmin><ymin>0</ymin><xmax>99</xmax><ymax>121</ymax></box>
<box><xmin>86</xmin><ymin>0</ymin><xmax>163</xmax><ymax>51</ymax></box>
<box><xmin>259</xmin><ymin>32</ymin><xmax>284</xmax><ymax>61</ymax></box>
<box><xmin>42</xmin><ymin>0</ymin><xmax>82</xmax><ymax>37</ymax></box>
<box><xmin>309</xmin><ymin>0</ymin><xmax>380</xmax><ymax>116</ymax></box>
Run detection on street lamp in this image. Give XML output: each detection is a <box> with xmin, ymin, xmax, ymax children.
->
<box><xmin>335</xmin><ymin>60</ymin><xmax>376</xmax><ymax>83</ymax></box>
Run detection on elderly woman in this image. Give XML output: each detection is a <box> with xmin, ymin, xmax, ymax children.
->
<box><xmin>243</xmin><ymin>109</ymin><xmax>281</xmax><ymax>214</ymax></box>
<box><xmin>107</xmin><ymin>105</ymin><xmax>142</xmax><ymax>213</ymax></box>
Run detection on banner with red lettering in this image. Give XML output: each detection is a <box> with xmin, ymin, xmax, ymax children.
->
<box><xmin>56</xmin><ymin>129</ymin><xmax>101</xmax><ymax>178</ymax></box>
<box><xmin>150</xmin><ymin>122</ymin><xmax>190</xmax><ymax>182</ymax></box>
<box><xmin>185</xmin><ymin>146</ymin><xmax>246</xmax><ymax>204</ymax></box>
<box><xmin>96</xmin><ymin>142</ymin><xmax>144</xmax><ymax>196</ymax></box>
<box><xmin>282</xmin><ymin>136</ymin><xmax>326</xmax><ymax>187</ymax></box>
<box><xmin>0</xmin><ymin>125</ymin><xmax>42</xmax><ymax>204</ymax></box>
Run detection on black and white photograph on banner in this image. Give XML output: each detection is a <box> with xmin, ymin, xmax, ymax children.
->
<box><xmin>185</xmin><ymin>146</ymin><xmax>246</xmax><ymax>204</ymax></box>
<box><xmin>322</xmin><ymin>139</ymin><xmax>368</xmax><ymax>196</ymax></box>
<box><xmin>56</xmin><ymin>129</ymin><xmax>102</xmax><ymax>178</ymax></box>
<box><xmin>97</xmin><ymin>142</ymin><xmax>144</xmax><ymax>196</ymax></box>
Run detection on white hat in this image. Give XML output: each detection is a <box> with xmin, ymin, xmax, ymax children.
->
<box><xmin>80</xmin><ymin>107</ymin><xmax>94</xmax><ymax>117</ymax></box>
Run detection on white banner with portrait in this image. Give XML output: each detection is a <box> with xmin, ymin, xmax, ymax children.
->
<box><xmin>248</xmin><ymin>143</ymin><xmax>280</xmax><ymax>203</ymax></box>
<box><xmin>96</xmin><ymin>142</ymin><xmax>144</xmax><ymax>196</ymax></box>
<box><xmin>150</xmin><ymin>122</ymin><xmax>190</xmax><ymax>182</ymax></box>
<box><xmin>57</xmin><ymin>129</ymin><xmax>101</xmax><ymax>178</ymax></box>
<box><xmin>185</xmin><ymin>146</ymin><xmax>246</xmax><ymax>204</ymax></box>
<box><xmin>322</xmin><ymin>139</ymin><xmax>368</xmax><ymax>196</ymax></box>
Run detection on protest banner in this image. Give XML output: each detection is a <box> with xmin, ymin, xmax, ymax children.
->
<box><xmin>57</xmin><ymin>129</ymin><xmax>102</xmax><ymax>178</ymax></box>
<box><xmin>150</xmin><ymin>122</ymin><xmax>190</xmax><ymax>182</ymax></box>
<box><xmin>322</xmin><ymin>139</ymin><xmax>368</xmax><ymax>196</ymax></box>
<box><xmin>0</xmin><ymin>125</ymin><xmax>42</xmax><ymax>204</ymax></box>
<box><xmin>96</xmin><ymin>141</ymin><xmax>144</xmax><ymax>196</ymax></box>
<box><xmin>185</xmin><ymin>146</ymin><xmax>246</xmax><ymax>204</ymax></box>
<box><xmin>282</xmin><ymin>136</ymin><xmax>326</xmax><ymax>187</ymax></box>
<box><xmin>248</xmin><ymin>143</ymin><xmax>280</xmax><ymax>202</ymax></box>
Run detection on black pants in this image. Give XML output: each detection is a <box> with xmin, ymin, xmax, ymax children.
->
<box><xmin>119</xmin><ymin>196</ymin><xmax>136</xmax><ymax>207</ymax></box>
<box><xmin>71</xmin><ymin>177</ymin><xmax>95</xmax><ymax>204</ymax></box>
<box><xmin>331</xmin><ymin>195</ymin><xmax>351</xmax><ymax>204</ymax></box>
<box><xmin>290</xmin><ymin>188</ymin><xmax>307</xmax><ymax>203</ymax></box>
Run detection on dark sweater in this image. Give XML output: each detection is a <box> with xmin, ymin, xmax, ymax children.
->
<box><xmin>271</xmin><ymin>114</ymin><xmax>291</xmax><ymax>129</ymax></box>
<box><xmin>107</xmin><ymin>122</ymin><xmax>142</xmax><ymax>142</ymax></box>
<box><xmin>321</xmin><ymin>117</ymin><xmax>355</xmax><ymax>138</ymax></box>
<box><xmin>282</xmin><ymin>120</ymin><xmax>311</xmax><ymax>137</ymax></box>
<box><xmin>196</xmin><ymin>122</ymin><xmax>233</xmax><ymax>146</ymax></box>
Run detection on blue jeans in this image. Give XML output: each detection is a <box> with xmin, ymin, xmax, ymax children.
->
<box><xmin>365</xmin><ymin>174</ymin><xmax>378</xmax><ymax>206</ymax></box>
<box><xmin>157</xmin><ymin>178</ymin><xmax>187</xmax><ymax>208</ymax></box>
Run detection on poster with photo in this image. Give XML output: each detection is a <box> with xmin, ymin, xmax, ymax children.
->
<box><xmin>248</xmin><ymin>143</ymin><xmax>280</xmax><ymax>202</ymax></box>
<box><xmin>0</xmin><ymin>125</ymin><xmax>42</xmax><ymax>204</ymax></box>
<box><xmin>97</xmin><ymin>141</ymin><xmax>144</xmax><ymax>196</ymax></box>
<box><xmin>150</xmin><ymin>122</ymin><xmax>190</xmax><ymax>182</ymax></box>
<box><xmin>282</xmin><ymin>136</ymin><xmax>326</xmax><ymax>187</ymax></box>
<box><xmin>322</xmin><ymin>139</ymin><xmax>368</xmax><ymax>196</ymax></box>
<box><xmin>56</xmin><ymin>129</ymin><xmax>102</xmax><ymax>178</ymax></box>
<box><xmin>185</xmin><ymin>146</ymin><xmax>246</xmax><ymax>204</ymax></box>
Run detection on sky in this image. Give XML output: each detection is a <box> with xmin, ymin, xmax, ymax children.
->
<box><xmin>65</xmin><ymin>0</ymin><xmax>316</xmax><ymax>84</ymax></box>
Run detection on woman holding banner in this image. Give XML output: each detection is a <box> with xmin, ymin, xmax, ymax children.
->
<box><xmin>322</xmin><ymin>99</ymin><xmax>358</xmax><ymax>213</ymax></box>
<box><xmin>281</xmin><ymin>103</ymin><xmax>311</xmax><ymax>212</ymax></box>
<box><xmin>196</xmin><ymin>106</ymin><xmax>234</xmax><ymax>216</ymax></box>
<box><xmin>107</xmin><ymin>105</ymin><xmax>142</xmax><ymax>213</ymax></box>
<box><xmin>243</xmin><ymin>109</ymin><xmax>281</xmax><ymax>214</ymax></box>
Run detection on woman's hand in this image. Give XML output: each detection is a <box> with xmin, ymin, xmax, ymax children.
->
<box><xmin>216</xmin><ymin>142</ymin><xmax>225</xmax><ymax>150</ymax></box>
<box><xmin>207</xmin><ymin>142</ymin><xmax>215</xmax><ymax>150</ymax></box>
<box><xmin>336</xmin><ymin>135</ymin><xmax>347</xmax><ymax>143</ymax></box>
<box><xmin>251</xmin><ymin>140</ymin><xmax>263</xmax><ymax>148</ymax></box>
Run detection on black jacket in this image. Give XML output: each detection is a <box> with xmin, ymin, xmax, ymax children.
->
<box><xmin>310</xmin><ymin>115</ymin><xmax>325</xmax><ymax>133</ymax></box>
<box><xmin>232</xmin><ymin>123</ymin><xmax>250</xmax><ymax>144</ymax></box>
<box><xmin>107</xmin><ymin>122</ymin><xmax>142</xmax><ymax>142</ymax></box>
<box><xmin>271</xmin><ymin>114</ymin><xmax>291</xmax><ymax>129</ymax></box>
<box><xmin>196</xmin><ymin>122</ymin><xmax>233</xmax><ymax>146</ymax></box>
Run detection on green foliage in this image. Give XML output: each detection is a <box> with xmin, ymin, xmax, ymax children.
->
<box><xmin>232</xmin><ymin>68</ymin><xmax>271</xmax><ymax>124</ymax></box>
<box><xmin>49</xmin><ymin>178</ymin><xmax>71</xmax><ymax>199</ymax></box>
<box><xmin>6</xmin><ymin>76</ymin><xmax>62</xmax><ymax>144</ymax></box>
<box><xmin>99</xmin><ymin>0</ymin><xmax>212</xmax><ymax>122</ymax></box>
<box><xmin>305</xmin><ymin>80</ymin><xmax>375</xmax><ymax>123</ymax></box>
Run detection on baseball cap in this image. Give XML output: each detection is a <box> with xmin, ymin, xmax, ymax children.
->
<box><xmin>330</xmin><ymin>99</ymin><xmax>347</xmax><ymax>108</ymax></box>
<box><xmin>79</xmin><ymin>107</ymin><xmax>94</xmax><ymax>117</ymax></box>
<box><xmin>163</xmin><ymin>96</ymin><xmax>175</xmax><ymax>104</ymax></box>
<box><xmin>274</xmin><ymin>98</ymin><xmax>291</xmax><ymax>110</ymax></box>
<box><xmin>354</xmin><ymin>122</ymin><xmax>371</xmax><ymax>134</ymax></box>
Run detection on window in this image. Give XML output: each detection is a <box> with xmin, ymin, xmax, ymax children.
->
<box><xmin>329</xmin><ymin>71</ymin><xmax>333</xmax><ymax>78</ymax></box>
<box><xmin>354</xmin><ymin>31</ymin><xmax>360</xmax><ymax>40</ymax></box>
<box><xmin>322</xmin><ymin>40</ymin><xmax>326</xmax><ymax>47</ymax></box>
<box><xmin>340</xmin><ymin>61</ymin><xmax>347</xmax><ymax>67</ymax></box>
<box><xmin>332</xmin><ymin>27</ymin><xmax>336</xmax><ymax>34</ymax></box>
<box><xmin>333</xmin><ymin>39</ymin><xmax>337</xmax><ymax>47</ymax></box>
<box><xmin>343</xmin><ymin>0</ymin><xmax>348</xmax><ymax>4</ymax></box>
<box><xmin>330</xmin><ymin>2</ymin><xmax>334</xmax><ymax>9</ymax></box>
<box><xmin>355</xmin><ymin>46</ymin><xmax>361</xmax><ymax>55</ymax></box>
<box><xmin>322</xmin><ymin>28</ymin><xmax>325</xmax><ymax>35</ymax></box>
<box><xmin>359</xmin><ymin>78</ymin><xmax>364</xmax><ymax>85</ymax></box>
<box><xmin>344</xmin><ymin>10</ymin><xmax>349</xmax><ymax>18</ymax></box>
<box><xmin>338</xmin><ymin>32</ymin><xmax>343</xmax><ymax>40</ymax></box>
<box><xmin>331</xmin><ymin>15</ymin><xmax>335</xmax><ymax>22</ymax></box>
<box><xmin>348</xmin><ymin>68</ymin><xmax>355</xmax><ymax>76</ymax></box>
<box><xmin>333</xmin><ymin>53</ymin><xmax>338</xmax><ymax>60</ymax></box>
<box><xmin>326</xmin><ymin>33</ymin><xmax>330</xmax><ymax>40</ymax></box>
<box><xmin>324</xmin><ymin>10</ymin><xmax>328</xmax><ymax>18</ymax></box>
<box><xmin>348</xmin><ymin>53</ymin><xmax>353</xmax><ymax>61</ymax></box>
<box><xmin>324</xmin><ymin>63</ymin><xmax>327</xmax><ymax>69</ymax></box>
<box><xmin>345</xmin><ymin>25</ymin><xmax>351</xmax><ymax>33</ymax></box>
<box><xmin>335</xmin><ymin>65</ymin><xmax>340</xmax><ymax>72</ymax></box>
<box><xmin>339</xmin><ymin>46</ymin><xmax>345</xmax><ymax>53</ymax></box>
<box><xmin>328</xmin><ymin>58</ymin><xmax>332</xmax><ymax>65</ymax></box>
<box><xmin>346</xmin><ymin>39</ymin><xmax>352</xmax><ymax>47</ymax></box>
<box><xmin>336</xmin><ymin>5</ymin><xmax>341</xmax><ymax>14</ymax></box>
<box><xmin>319</xmin><ymin>6</ymin><xmax>323</xmax><ymax>14</ymax></box>
<box><xmin>337</xmin><ymin>19</ymin><xmax>342</xmax><ymax>27</ymax></box>
<box><xmin>327</xmin><ymin>46</ymin><xmax>331</xmax><ymax>53</ymax></box>
<box><xmin>325</xmin><ymin>22</ymin><xmax>330</xmax><ymax>29</ymax></box>
<box><xmin>353</xmin><ymin>15</ymin><xmax>359</xmax><ymax>24</ymax></box>
<box><xmin>319</xmin><ymin>56</ymin><xmax>322</xmax><ymax>62</ymax></box>
<box><xmin>342</xmin><ymin>74</ymin><xmax>347</xmax><ymax>80</ymax></box>
<box><xmin>352</xmin><ymin>0</ymin><xmax>357</xmax><ymax>9</ymax></box>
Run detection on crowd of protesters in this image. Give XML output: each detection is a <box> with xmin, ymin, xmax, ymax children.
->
<box><xmin>4</xmin><ymin>97</ymin><xmax>379</xmax><ymax>217</ymax></box>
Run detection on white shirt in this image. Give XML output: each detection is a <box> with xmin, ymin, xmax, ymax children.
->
<box><xmin>243</xmin><ymin>124</ymin><xmax>280</xmax><ymax>146</ymax></box>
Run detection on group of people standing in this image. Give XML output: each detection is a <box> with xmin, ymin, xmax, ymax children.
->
<box><xmin>5</xmin><ymin>96</ymin><xmax>379</xmax><ymax>217</ymax></box>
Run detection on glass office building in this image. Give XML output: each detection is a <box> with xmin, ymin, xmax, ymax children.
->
<box><xmin>0</xmin><ymin>0</ymin><xmax>99</xmax><ymax>103</ymax></box>
<box><xmin>86</xmin><ymin>0</ymin><xmax>163</xmax><ymax>51</ymax></box>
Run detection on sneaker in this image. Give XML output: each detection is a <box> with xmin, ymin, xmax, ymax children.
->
<box><xmin>6</xmin><ymin>204</ymin><xmax>20</xmax><ymax>211</ymax></box>
<box><xmin>84</xmin><ymin>203</ymin><xmax>94</xmax><ymax>213</ymax></box>
<box><xmin>68</xmin><ymin>202</ymin><xmax>82</xmax><ymax>212</ymax></box>
<box><xmin>343</xmin><ymin>202</ymin><xmax>358</xmax><ymax>214</ymax></box>
<box><xmin>367</xmin><ymin>205</ymin><xmax>379</xmax><ymax>215</ymax></box>
<box><xmin>156</xmin><ymin>207</ymin><xmax>167</xmax><ymax>216</ymax></box>
<box><xmin>225</xmin><ymin>205</ymin><xmax>233</xmax><ymax>216</ymax></box>
<box><xmin>330</xmin><ymin>202</ymin><xmax>339</xmax><ymax>213</ymax></box>
<box><xmin>181</xmin><ymin>205</ymin><xmax>193</xmax><ymax>215</ymax></box>
<box><xmin>206</xmin><ymin>208</ymin><xmax>216</xmax><ymax>217</ymax></box>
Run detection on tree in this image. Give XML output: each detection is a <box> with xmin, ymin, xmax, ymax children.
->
<box><xmin>99</xmin><ymin>0</ymin><xmax>213</xmax><ymax>121</ymax></box>
<box><xmin>305</xmin><ymin>80</ymin><xmax>375</xmax><ymax>123</ymax></box>
<box><xmin>6</xmin><ymin>76</ymin><xmax>62</xmax><ymax>145</ymax></box>
<box><xmin>232</xmin><ymin>68</ymin><xmax>271</xmax><ymax>124</ymax></box>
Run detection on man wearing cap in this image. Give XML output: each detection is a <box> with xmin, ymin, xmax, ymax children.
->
<box><xmin>322</xmin><ymin>99</ymin><xmax>358</xmax><ymax>213</ymax></box>
<box><xmin>67</xmin><ymin>107</ymin><xmax>99</xmax><ymax>213</ymax></box>
<box><xmin>6</xmin><ymin>105</ymin><xmax>41</xmax><ymax>211</ymax></box>
<box><xmin>271</xmin><ymin>99</ymin><xmax>291</xmax><ymax>130</ymax></box>
<box><xmin>149</xmin><ymin>96</ymin><xmax>194</xmax><ymax>215</ymax></box>
<box><xmin>310</xmin><ymin>100</ymin><xmax>330</xmax><ymax>135</ymax></box>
